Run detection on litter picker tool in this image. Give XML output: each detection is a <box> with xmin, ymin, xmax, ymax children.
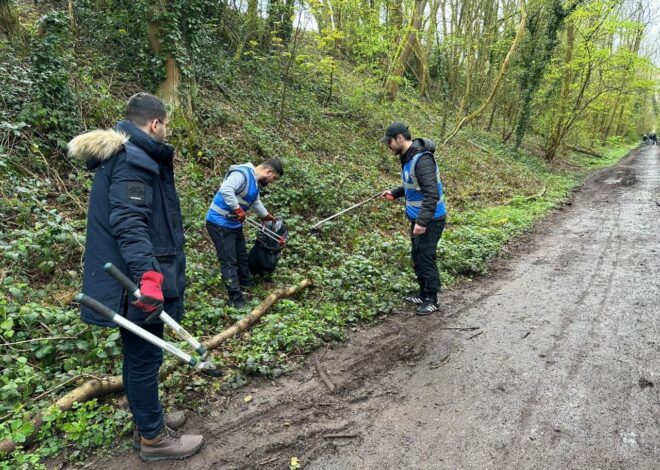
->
<box><xmin>77</xmin><ymin>263</ymin><xmax>222</xmax><ymax>377</ymax></box>
<box><xmin>243</xmin><ymin>217</ymin><xmax>286</xmax><ymax>246</ymax></box>
<box><xmin>76</xmin><ymin>294</ymin><xmax>221</xmax><ymax>376</ymax></box>
<box><xmin>310</xmin><ymin>192</ymin><xmax>382</xmax><ymax>232</ymax></box>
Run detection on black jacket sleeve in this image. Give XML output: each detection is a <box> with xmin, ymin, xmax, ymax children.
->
<box><xmin>414</xmin><ymin>153</ymin><xmax>440</xmax><ymax>226</ymax></box>
<box><xmin>108</xmin><ymin>155</ymin><xmax>159</xmax><ymax>280</ymax></box>
<box><xmin>390</xmin><ymin>185</ymin><xmax>405</xmax><ymax>198</ymax></box>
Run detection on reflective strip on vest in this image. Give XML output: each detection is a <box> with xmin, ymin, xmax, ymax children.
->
<box><xmin>402</xmin><ymin>152</ymin><xmax>446</xmax><ymax>220</ymax></box>
<box><xmin>209</xmin><ymin>203</ymin><xmax>231</xmax><ymax>216</ymax></box>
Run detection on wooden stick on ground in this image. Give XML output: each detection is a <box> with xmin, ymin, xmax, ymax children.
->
<box><xmin>204</xmin><ymin>279</ymin><xmax>313</xmax><ymax>350</ymax></box>
<box><xmin>0</xmin><ymin>278</ymin><xmax>313</xmax><ymax>454</ymax></box>
<box><xmin>313</xmin><ymin>356</ymin><xmax>336</xmax><ymax>393</ymax></box>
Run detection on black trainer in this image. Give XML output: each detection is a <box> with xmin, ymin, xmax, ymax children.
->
<box><xmin>228</xmin><ymin>296</ymin><xmax>246</xmax><ymax>308</ymax></box>
<box><xmin>403</xmin><ymin>295</ymin><xmax>424</xmax><ymax>305</ymax></box>
<box><xmin>415</xmin><ymin>299</ymin><xmax>439</xmax><ymax>315</ymax></box>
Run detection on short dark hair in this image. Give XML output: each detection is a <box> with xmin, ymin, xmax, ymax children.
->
<box><xmin>262</xmin><ymin>158</ymin><xmax>284</xmax><ymax>177</ymax></box>
<box><xmin>125</xmin><ymin>92</ymin><xmax>167</xmax><ymax>127</ymax></box>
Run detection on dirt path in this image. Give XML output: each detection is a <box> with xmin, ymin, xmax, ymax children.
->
<box><xmin>100</xmin><ymin>145</ymin><xmax>659</xmax><ymax>469</ymax></box>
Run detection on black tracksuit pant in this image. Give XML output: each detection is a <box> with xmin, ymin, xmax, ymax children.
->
<box><xmin>410</xmin><ymin>217</ymin><xmax>445</xmax><ymax>300</ymax></box>
<box><xmin>206</xmin><ymin>221</ymin><xmax>252</xmax><ymax>303</ymax></box>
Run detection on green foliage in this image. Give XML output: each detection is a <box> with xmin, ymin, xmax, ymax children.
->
<box><xmin>0</xmin><ymin>171</ymin><xmax>84</xmax><ymax>283</ymax></box>
<box><xmin>20</xmin><ymin>11</ymin><xmax>79</xmax><ymax>146</ymax></box>
<box><xmin>0</xmin><ymin>401</ymin><xmax>131</xmax><ymax>468</ymax></box>
<box><xmin>514</xmin><ymin>0</ymin><xmax>576</xmax><ymax>150</ymax></box>
<box><xmin>0</xmin><ymin>41</ymin><xmax>30</xmax><ymax>125</ymax></box>
<box><xmin>266</xmin><ymin>0</ymin><xmax>295</xmax><ymax>47</ymax></box>
<box><xmin>0</xmin><ymin>0</ymin><xmax>652</xmax><ymax>466</ymax></box>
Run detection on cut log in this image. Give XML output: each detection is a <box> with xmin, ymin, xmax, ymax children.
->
<box><xmin>0</xmin><ymin>279</ymin><xmax>312</xmax><ymax>454</ymax></box>
<box><xmin>203</xmin><ymin>279</ymin><xmax>313</xmax><ymax>350</ymax></box>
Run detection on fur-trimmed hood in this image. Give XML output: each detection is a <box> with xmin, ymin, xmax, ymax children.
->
<box><xmin>67</xmin><ymin>129</ymin><xmax>128</xmax><ymax>165</ymax></box>
<box><xmin>68</xmin><ymin>120</ymin><xmax>174</xmax><ymax>171</ymax></box>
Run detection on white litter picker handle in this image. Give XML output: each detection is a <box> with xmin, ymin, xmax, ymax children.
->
<box><xmin>75</xmin><ymin>293</ymin><xmax>200</xmax><ymax>368</ymax></box>
<box><xmin>244</xmin><ymin>217</ymin><xmax>283</xmax><ymax>243</ymax></box>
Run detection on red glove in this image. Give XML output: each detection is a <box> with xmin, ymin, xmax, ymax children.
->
<box><xmin>233</xmin><ymin>207</ymin><xmax>247</xmax><ymax>222</ymax></box>
<box><xmin>262</xmin><ymin>213</ymin><xmax>275</xmax><ymax>223</ymax></box>
<box><xmin>381</xmin><ymin>190</ymin><xmax>395</xmax><ymax>201</ymax></box>
<box><xmin>134</xmin><ymin>271</ymin><xmax>164</xmax><ymax>318</ymax></box>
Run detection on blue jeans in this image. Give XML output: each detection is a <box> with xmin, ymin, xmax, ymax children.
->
<box><xmin>120</xmin><ymin>322</ymin><xmax>164</xmax><ymax>439</ymax></box>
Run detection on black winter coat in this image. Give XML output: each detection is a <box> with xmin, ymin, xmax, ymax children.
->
<box><xmin>69</xmin><ymin>120</ymin><xmax>186</xmax><ymax>327</ymax></box>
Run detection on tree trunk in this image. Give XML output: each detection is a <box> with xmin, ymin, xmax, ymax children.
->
<box><xmin>247</xmin><ymin>0</ymin><xmax>259</xmax><ymax>41</ymax></box>
<box><xmin>68</xmin><ymin>0</ymin><xmax>76</xmax><ymax>30</ymax></box>
<box><xmin>146</xmin><ymin>2</ymin><xmax>182</xmax><ymax>108</ymax></box>
<box><xmin>443</xmin><ymin>0</ymin><xmax>526</xmax><ymax>145</ymax></box>
<box><xmin>0</xmin><ymin>0</ymin><xmax>19</xmax><ymax>37</ymax></box>
<box><xmin>387</xmin><ymin>0</ymin><xmax>404</xmax><ymax>42</ymax></box>
<box><xmin>487</xmin><ymin>101</ymin><xmax>497</xmax><ymax>132</ymax></box>
<box><xmin>385</xmin><ymin>0</ymin><xmax>428</xmax><ymax>100</ymax></box>
<box><xmin>601</xmin><ymin>97</ymin><xmax>620</xmax><ymax>144</ymax></box>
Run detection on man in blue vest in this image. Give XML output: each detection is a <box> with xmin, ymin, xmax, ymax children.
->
<box><xmin>380</xmin><ymin>122</ymin><xmax>447</xmax><ymax>315</ymax></box>
<box><xmin>69</xmin><ymin>93</ymin><xmax>203</xmax><ymax>461</ymax></box>
<box><xmin>206</xmin><ymin>159</ymin><xmax>284</xmax><ymax>307</ymax></box>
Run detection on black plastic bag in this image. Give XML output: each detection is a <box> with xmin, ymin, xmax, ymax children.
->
<box><xmin>248</xmin><ymin>216</ymin><xmax>288</xmax><ymax>275</ymax></box>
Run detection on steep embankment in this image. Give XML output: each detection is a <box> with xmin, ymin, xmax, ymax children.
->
<box><xmin>0</xmin><ymin>20</ymin><xmax>636</xmax><ymax>468</ymax></box>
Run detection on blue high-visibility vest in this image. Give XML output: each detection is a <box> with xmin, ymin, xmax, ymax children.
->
<box><xmin>402</xmin><ymin>152</ymin><xmax>446</xmax><ymax>221</ymax></box>
<box><xmin>207</xmin><ymin>165</ymin><xmax>259</xmax><ymax>229</ymax></box>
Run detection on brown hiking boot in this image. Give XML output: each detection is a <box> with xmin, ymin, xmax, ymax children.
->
<box><xmin>132</xmin><ymin>410</ymin><xmax>188</xmax><ymax>450</ymax></box>
<box><xmin>139</xmin><ymin>426</ymin><xmax>203</xmax><ymax>462</ymax></box>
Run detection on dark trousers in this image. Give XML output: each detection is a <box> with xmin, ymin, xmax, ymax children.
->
<box><xmin>410</xmin><ymin>217</ymin><xmax>445</xmax><ymax>300</ymax></box>
<box><xmin>206</xmin><ymin>221</ymin><xmax>252</xmax><ymax>302</ymax></box>
<box><xmin>120</xmin><ymin>322</ymin><xmax>164</xmax><ymax>439</ymax></box>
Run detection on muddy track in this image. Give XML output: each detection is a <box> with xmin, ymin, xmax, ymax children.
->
<box><xmin>97</xmin><ymin>145</ymin><xmax>659</xmax><ymax>470</ymax></box>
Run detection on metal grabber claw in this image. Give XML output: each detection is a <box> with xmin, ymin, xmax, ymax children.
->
<box><xmin>75</xmin><ymin>263</ymin><xmax>223</xmax><ymax>377</ymax></box>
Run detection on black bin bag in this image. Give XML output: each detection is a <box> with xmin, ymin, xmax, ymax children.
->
<box><xmin>248</xmin><ymin>216</ymin><xmax>288</xmax><ymax>275</ymax></box>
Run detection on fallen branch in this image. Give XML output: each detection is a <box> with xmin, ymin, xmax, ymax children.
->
<box><xmin>159</xmin><ymin>278</ymin><xmax>313</xmax><ymax>378</ymax></box>
<box><xmin>565</xmin><ymin>144</ymin><xmax>604</xmax><ymax>158</ymax></box>
<box><xmin>203</xmin><ymin>278</ymin><xmax>313</xmax><ymax>351</ymax></box>
<box><xmin>32</xmin><ymin>373</ymin><xmax>102</xmax><ymax>402</ymax></box>
<box><xmin>0</xmin><ymin>279</ymin><xmax>312</xmax><ymax>454</ymax></box>
<box><xmin>502</xmin><ymin>186</ymin><xmax>546</xmax><ymax>206</ymax></box>
<box><xmin>467</xmin><ymin>140</ymin><xmax>491</xmax><ymax>155</ymax></box>
<box><xmin>313</xmin><ymin>356</ymin><xmax>336</xmax><ymax>393</ymax></box>
<box><xmin>322</xmin><ymin>111</ymin><xmax>354</xmax><ymax>118</ymax></box>
<box><xmin>0</xmin><ymin>336</ymin><xmax>78</xmax><ymax>347</ymax></box>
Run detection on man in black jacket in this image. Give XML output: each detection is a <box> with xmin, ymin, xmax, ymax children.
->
<box><xmin>68</xmin><ymin>93</ymin><xmax>202</xmax><ymax>461</ymax></box>
<box><xmin>380</xmin><ymin>122</ymin><xmax>447</xmax><ymax>315</ymax></box>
